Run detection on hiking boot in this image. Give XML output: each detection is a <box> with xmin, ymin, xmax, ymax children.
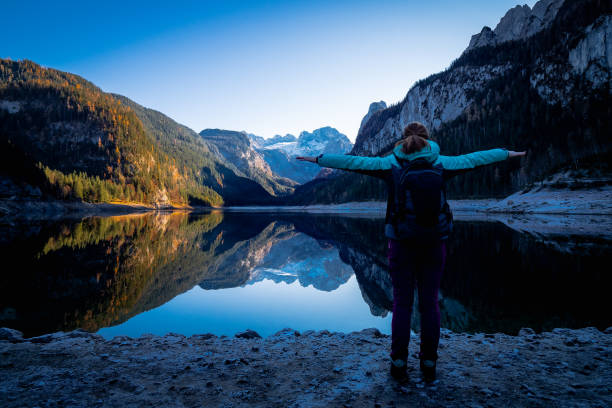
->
<box><xmin>420</xmin><ymin>359</ymin><xmax>436</xmax><ymax>383</ymax></box>
<box><xmin>390</xmin><ymin>359</ymin><xmax>408</xmax><ymax>382</ymax></box>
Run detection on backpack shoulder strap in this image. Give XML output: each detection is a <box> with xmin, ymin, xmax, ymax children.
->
<box><xmin>392</xmin><ymin>152</ymin><xmax>407</xmax><ymax>168</ymax></box>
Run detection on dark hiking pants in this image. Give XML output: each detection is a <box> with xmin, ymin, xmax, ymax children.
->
<box><xmin>387</xmin><ymin>238</ymin><xmax>446</xmax><ymax>362</ymax></box>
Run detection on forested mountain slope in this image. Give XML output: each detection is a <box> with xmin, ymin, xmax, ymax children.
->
<box><xmin>111</xmin><ymin>97</ymin><xmax>274</xmax><ymax>205</ymax></box>
<box><xmin>0</xmin><ymin>59</ymin><xmax>219</xmax><ymax>206</ymax></box>
<box><xmin>0</xmin><ymin>59</ymin><xmax>275</xmax><ymax>207</ymax></box>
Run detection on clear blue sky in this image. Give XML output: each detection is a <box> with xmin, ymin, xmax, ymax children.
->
<box><xmin>2</xmin><ymin>0</ymin><xmax>536</xmax><ymax>141</ymax></box>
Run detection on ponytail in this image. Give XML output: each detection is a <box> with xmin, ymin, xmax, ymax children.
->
<box><xmin>395</xmin><ymin>122</ymin><xmax>430</xmax><ymax>154</ymax></box>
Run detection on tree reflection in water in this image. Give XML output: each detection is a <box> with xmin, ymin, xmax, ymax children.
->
<box><xmin>0</xmin><ymin>211</ymin><xmax>610</xmax><ymax>338</ymax></box>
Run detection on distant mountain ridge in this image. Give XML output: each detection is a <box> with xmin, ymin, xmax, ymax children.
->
<box><xmin>262</xmin><ymin>127</ymin><xmax>353</xmax><ymax>156</ymax></box>
<box><xmin>249</xmin><ymin>133</ymin><xmax>297</xmax><ymax>149</ymax></box>
<box><xmin>248</xmin><ymin>127</ymin><xmax>353</xmax><ymax>183</ymax></box>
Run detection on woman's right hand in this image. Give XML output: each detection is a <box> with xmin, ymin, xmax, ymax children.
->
<box><xmin>296</xmin><ymin>156</ymin><xmax>318</xmax><ymax>163</ymax></box>
<box><xmin>507</xmin><ymin>151</ymin><xmax>526</xmax><ymax>158</ymax></box>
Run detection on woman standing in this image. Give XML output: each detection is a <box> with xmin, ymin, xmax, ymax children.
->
<box><xmin>298</xmin><ymin>122</ymin><xmax>525</xmax><ymax>383</ymax></box>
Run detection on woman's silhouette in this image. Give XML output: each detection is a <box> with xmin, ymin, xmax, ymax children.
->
<box><xmin>298</xmin><ymin>122</ymin><xmax>525</xmax><ymax>383</ymax></box>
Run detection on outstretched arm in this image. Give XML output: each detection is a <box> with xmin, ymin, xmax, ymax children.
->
<box><xmin>437</xmin><ymin>148</ymin><xmax>525</xmax><ymax>170</ymax></box>
<box><xmin>296</xmin><ymin>154</ymin><xmax>393</xmax><ymax>171</ymax></box>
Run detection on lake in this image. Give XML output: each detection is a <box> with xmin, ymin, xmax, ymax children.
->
<box><xmin>1</xmin><ymin>211</ymin><xmax>610</xmax><ymax>339</ymax></box>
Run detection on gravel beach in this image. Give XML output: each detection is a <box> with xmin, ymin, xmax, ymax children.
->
<box><xmin>1</xmin><ymin>326</ymin><xmax>610</xmax><ymax>407</ymax></box>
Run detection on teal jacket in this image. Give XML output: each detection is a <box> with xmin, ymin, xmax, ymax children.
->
<box><xmin>317</xmin><ymin>140</ymin><xmax>508</xmax><ymax>172</ymax></box>
<box><xmin>316</xmin><ymin>140</ymin><xmax>509</xmax><ymax>238</ymax></box>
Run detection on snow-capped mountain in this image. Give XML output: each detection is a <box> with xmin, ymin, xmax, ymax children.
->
<box><xmin>248</xmin><ymin>133</ymin><xmax>297</xmax><ymax>149</ymax></box>
<box><xmin>261</xmin><ymin>127</ymin><xmax>352</xmax><ymax>157</ymax></box>
<box><xmin>246</xmin><ymin>233</ymin><xmax>354</xmax><ymax>292</ymax></box>
<box><xmin>249</xmin><ymin>127</ymin><xmax>353</xmax><ymax>183</ymax></box>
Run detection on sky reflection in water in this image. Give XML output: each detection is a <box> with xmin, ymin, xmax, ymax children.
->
<box><xmin>98</xmin><ymin>275</ymin><xmax>391</xmax><ymax>339</ymax></box>
<box><xmin>2</xmin><ymin>211</ymin><xmax>611</xmax><ymax>339</ymax></box>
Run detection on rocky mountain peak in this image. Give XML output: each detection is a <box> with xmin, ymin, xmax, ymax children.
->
<box><xmin>494</xmin><ymin>5</ymin><xmax>533</xmax><ymax>43</ymax></box>
<box><xmin>467</xmin><ymin>26</ymin><xmax>496</xmax><ymax>49</ymax></box>
<box><xmin>267</xmin><ymin>134</ymin><xmax>297</xmax><ymax>145</ymax></box>
<box><xmin>245</xmin><ymin>132</ymin><xmax>265</xmax><ymax>148</ymax></box>
<box><xmin>295</xmin><ymin>127</ymin><xmax>353</xmax><ymax>156</ymax></box>
<box><xmin>465</xmin><ymin>0</ymin><xmax>565</xmax><ymax>53</ymax></box>
<box><xmin>359</xmin><ymin>101</ymin><xmax>387</xmax><ymax>130</ymax></box>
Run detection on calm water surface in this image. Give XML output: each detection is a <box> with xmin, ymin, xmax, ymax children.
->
<box><xmin>1</xmin><ymin>211</ymin><xmax>610</xmax><ymax>338</ymax></box>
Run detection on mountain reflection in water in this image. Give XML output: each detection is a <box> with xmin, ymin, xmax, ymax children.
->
<box><xmin>0</xmin><ymin>211</ymin><xmax>610</xmax><ymax>338</ymax></box>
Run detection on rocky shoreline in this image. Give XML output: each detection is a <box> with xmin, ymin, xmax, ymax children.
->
<box><xmin>1</xmin><ymin>326</ymin><xmax>610</xmax><ymax>407</ymax></box>
<box><xmin>0</xmin><ymin>199</ymin><xmax>192</xmax><ymax>223</ymax></box>
<box><xmin>2</xmin><ymin>185</ymin><xmax>611</xmax><ymax>223</ymax></box>
<box><xmin>225</xmin><ymin>186</ymin><xmax>612</xmax><ymax>216</ymax></box>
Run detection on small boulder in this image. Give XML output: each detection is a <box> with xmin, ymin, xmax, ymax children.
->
<box><xmin>28</xmin><ymin>331</ymin><xmax>66</xmax><ymax>344</ymax></box>
<box><xmin>0</xmin><ymin>327</ymin><xmax>23</xmax><ymax>343</ymax></box>
<box><xmin>235</xmin><ymin>330</ymin><xmax>261</xmax><ymax>339</ymax></box>
<box><xmin>67</xmin><ymin>329</ymin><xmax>102</xmax><ymax>340</ymax></box>
<box><xmin>190</xmin><ymin>333</ymin><xmax>216</xmax><ymax>341</ymax></box>
<box><xmin>519</xmin><ymin>327</ymin><xmax>535</xmax><ymax>336</ymax></box>
<box><xmin>360</xmin><ymin>328</ymin><xmax>386</xmax><ymax>338</ymax></box>
<box><xmin>272</xmin><ymin>328</ymin><xmax>300</xmax><ymax>338</ymax></box>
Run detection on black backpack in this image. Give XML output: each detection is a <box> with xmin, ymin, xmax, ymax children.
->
<box><xmin>389</xmin><ymin>156</ymin><xmax>453</xmax><ymax>240</ymax></box>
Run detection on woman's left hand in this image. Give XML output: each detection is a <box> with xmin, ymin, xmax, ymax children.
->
<box><xmin>296</xmin><ymin>156</ymin><xmax>317</xmax><ymax>163</ymax></box>
<box><xmin>508</xmin><ymin>151</ymin><xmax>526</xmax><ymax>158</ymax></box>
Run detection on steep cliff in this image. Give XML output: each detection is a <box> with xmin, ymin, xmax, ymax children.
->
<box><xmin>288</xmin><ymin>0</ymin><xmax>610</xmax><ymax>203</ymax></box>
<box><xmin>354</xmin><ymin>0</ymin><xmax>608</xmax><ymax>156</ymax></box>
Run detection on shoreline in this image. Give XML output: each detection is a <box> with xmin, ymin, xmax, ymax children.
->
<box><xmin>224</xmin><ymin>185</ymin><xmax>612</xmax><ymax>216</ymax></box>
<box><xmin>1</xmin><ymin>326</ymin><xmax>610</xmax><ymax>407</ymax></box>
<box><xmin>1</xmin><ymin>186</ymin><xmax>611</xmax><ymax>222</ymax></box>
<box><xmin>0</xmin><ymin>199</ymin><xmax>191</xmax><ymax>223</ymax></box>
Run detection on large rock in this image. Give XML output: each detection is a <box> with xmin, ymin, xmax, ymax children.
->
<box><xmin>0</xmin><ymin>327</ymin><xmax>23</xmax><ymax>343</ymax></box>
<box><xmin>235</xmin><ymin>329</ymin><xmax>262</xmax><ymax>339</ymax></box>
